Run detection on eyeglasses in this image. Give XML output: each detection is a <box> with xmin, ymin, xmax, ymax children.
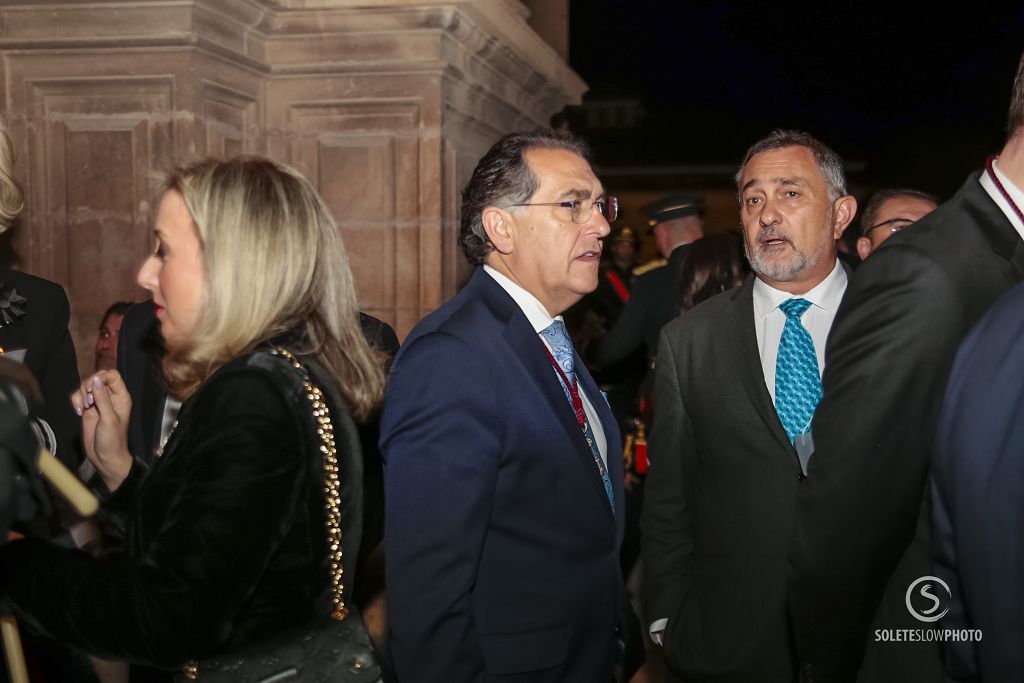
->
<box><xmin>511</xmin><ymin>196</ymin><xmax>619</xmax><ymax>224</ymax></box>
<box><xmin>864</xmin><ymin>217</ymin><xmax>916</xmax><ymax>237</ymax></box>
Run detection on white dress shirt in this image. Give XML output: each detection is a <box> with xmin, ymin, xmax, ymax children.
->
<box><xmin>483</xmin><ymin>265</ymin><xmax>607</xmax><ymax>463</ymax></box>
<box><xmin>979</xmin><ymin>158</ymin><xmax>1024</xmax><ymax>242</ymax></box>
<box><xmin>753</xmin><ymin>260</ymin><xmax>848</xmax><ymax>403</ymax></box>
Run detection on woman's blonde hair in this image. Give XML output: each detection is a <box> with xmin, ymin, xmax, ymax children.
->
<box><xmin>160</xmin><ymin>156</ymin><xmax>385</xmax><ymax>419</ymax></box>
<box><xmin>0</xmin><ymin>118</ymin><xmax>24</xmax><ymax>232</ymax></box>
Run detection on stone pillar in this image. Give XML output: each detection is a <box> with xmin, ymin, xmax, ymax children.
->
<box><xmin>522</xmin><ymin>0</ymin><xmax>570</xmax><ymax>60</ymax></box>
<box><xmin>0</xmin><ymin>0</ymin><xmax>585</xmax><ymax>371</ymax></box>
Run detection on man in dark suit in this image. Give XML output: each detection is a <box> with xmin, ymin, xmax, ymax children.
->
<box><xmin>0</xmin><ymin>268</ymin><xmax>81</xmax><ymax>469</ymax></box>
<box><xmin>788</xmin><ymin>52</ymin><xmax>1024</xmax><ymax>682</ymax></box>
<box><xmin>381</xmin><ymin>129</ymin><xmax>631</xmax><ymax>681</ymax></box>
<box><xmin>589</xmin><ymin>194</ymin><xmax>704</xmax><ymax>368</ymax></box>
<box><xmin>932</xmin><ymin>282</ymin><xmax>1024</xmax><ymax>682</ymax></box>
<box><xmin>642</xmin><ymin>130</ymin><xmax>855</xmax><ymax>682</ymax></box>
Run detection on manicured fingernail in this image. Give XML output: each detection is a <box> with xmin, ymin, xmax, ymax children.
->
<box><xmin>86</xmin><ymin>392</ymin><xmax>94</xmax><ymax>407</ymax></box>
<box><xmin>75</xmin><ymin>405</ymin><xmax>82</xmax><ymax>416</ymax></box>
<box><xmin>92</xmin><ymin>375</ymin><xmax>103</xmax><ymax>388</ymax></box>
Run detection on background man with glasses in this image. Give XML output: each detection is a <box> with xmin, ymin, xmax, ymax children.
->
<box><xmin>382</xmin><ymin>128</ymin><xmax>639</xmax><ymax>681</ymax></box>
<box><xmin>855</xmin><ymin>188</ymin><xmax>938</xmax><ymax>260</ymax></box>
<box><xmin>642</xmin><ymin>130</ymin><xmax>855</xmax><ymax>682</ymax></box>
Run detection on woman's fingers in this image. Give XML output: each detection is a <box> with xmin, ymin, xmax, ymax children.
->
<box><xmin>89</xmin><ymin>375</ymin><xmax>112</xmax><ymax>416</ymax></box>
<box><xmin>70</xmin><ymin>376</ymin><xmax>96</xmax><ymax>416</ymax></box>
<box><xmin>72</xmin><ymin>371</ymin><xmax>131</xmax><ymax>419</ymax></box>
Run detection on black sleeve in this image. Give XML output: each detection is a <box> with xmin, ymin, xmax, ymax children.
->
<box><xmin>641</xmin><ymin>328</ymin><xmax>698</xmax><ymax>669</ymax></box>
<box><xmin>589</xmin><ymin>278</ymin><xmax>652</xmax><ymax>368</ymax></box>
<box><xmin>0</xmin><ymin>369</ymin><xmax>311</xmax><ymax>667</ymax></box>
<box><xmin>36</xmin><ymin>284</ymin><xmax>81</xmax><ymax>469</ymax></box>
<box><xmin>787</xmin><ymin>246</ymin><xmax>964</xmax><ymax>679</ymax></box>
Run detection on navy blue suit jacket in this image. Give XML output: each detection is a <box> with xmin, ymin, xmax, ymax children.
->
<box><xmin>381</xmin><ymin>268</ymin><xmax>626</xmax><ymax>682</ymax></box>
<box><xmin>932</xmin><ymin>282</ymin><xmax>1024</xmax><ymax>682</ymax></box>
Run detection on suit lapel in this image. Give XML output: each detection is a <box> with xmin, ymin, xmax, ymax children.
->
<box><xmin>141</xmin><ymin>372</ymin><xmax>166</xmax><ymax>461</ymax></box>
<box><xmin>726</xmin><ymin>278</ymin><xmax>795</xmax><ymax>456</ymax></box>
<box><xmin>574</xmin><ymin>356</ymin><xmax>624</xmax><ymax>530</ymax></box>
<box><xmin>502</xmin><ymin>313</ymin><xmax>617</xmax><ymax>520</ymax></box>
<box><xmin>963</xmin><ymin>170</ymin><xmax>1024</xmax><ymax>282</ymax></box>
<box><xmin>475</xmin><ymin>272</ymin><xmax>618</xmax><ymax>521</ymax></box>
<box><xmin>133</xmin><ymin>307</ymin><xmax>169</xmax><ymax>462</ymax></box>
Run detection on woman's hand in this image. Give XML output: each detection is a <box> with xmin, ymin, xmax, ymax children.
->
<box><xmin>71</xmin><ymin>371</ymin><xmax>133</xmax><ymax>492</ymax></box>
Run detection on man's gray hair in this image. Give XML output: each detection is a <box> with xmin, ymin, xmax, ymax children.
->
<box><xmin>735</xmin><ymin>129</ymin><xmax>847</xmax><ymax>202</ymax></box>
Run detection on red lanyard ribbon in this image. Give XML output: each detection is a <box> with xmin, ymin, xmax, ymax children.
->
<box><xmin>539</xmin><ymin>343</ymin><xmax>587</xmax><ymax>430</ymax></box>
<box><xmin>986</xmin><ymin>155</ymin><xmax>1024</xmax><ymax>225</ymax></box>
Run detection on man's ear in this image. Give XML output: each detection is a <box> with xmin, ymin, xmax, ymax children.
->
<box><xmin>831</xmin><ymin>195</ymin><xmax>857</xmax><ymax>239</ymax></box>
<box><xmin>856</xmin><ymin>236</ymin><xmax>873</xmax><ymax>261</ymax></box>
<box><xmin>482</xmin><ymin>206</ymin><xmax>515</xmax><ymax>255</ymax></box>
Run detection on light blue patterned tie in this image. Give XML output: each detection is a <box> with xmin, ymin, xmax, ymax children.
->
<box><xmin>540</xmin><ymin>320</ymin><xmax>615</xmax><ymax>512</ymax></box>
<box><xmin>540</xmin><ymin>319</ymin><xmax>576</xmax><ymax>378</ymax></box>
<box><xmin>775</xmin><ymin>298</ymin><xmax>822</xmax><ymax>444</ymax></box>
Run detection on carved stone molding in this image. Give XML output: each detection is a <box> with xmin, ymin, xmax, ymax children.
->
<box><xmin>0</xmin><ymin>0</ymin><xmax>580</xmax><ymax>369</ymax></box>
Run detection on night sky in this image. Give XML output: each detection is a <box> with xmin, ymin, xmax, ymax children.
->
<box><xmin>569</xmin><ymin>2</ymin><xmax>1024</xmax><ymax>197</ymax></box>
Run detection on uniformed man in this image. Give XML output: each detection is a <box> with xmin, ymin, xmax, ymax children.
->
<box><xmin>589</xmin><ymin>226</ymin><xmax>639</xmax><ymax>325</ymax></box>
<box><xmin>589</xmin><ymin>193</ymin><xmax>705</xmax><ymax>367</ymax></box>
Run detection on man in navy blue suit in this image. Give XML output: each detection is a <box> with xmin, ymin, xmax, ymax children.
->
<box><xmin>381</xmin><ymin>129</ymin><xmax>630</xmax><ymax>681</ymax></box>
<box><xmin>932</xmin><ymin>282</ymin><xmax>1024</xmax><ymax>682</ymax></box>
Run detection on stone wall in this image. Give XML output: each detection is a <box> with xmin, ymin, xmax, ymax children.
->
<box><xmin>0</xmin><ymin>0</ymin><xmax>582</xmax><ymax>373</ymax></box>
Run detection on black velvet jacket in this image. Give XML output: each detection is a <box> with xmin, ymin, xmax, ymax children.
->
<box><xmin>0</xmin><ymin>348</ymin><xmax>364</xmax><ymax>669</ymax></box>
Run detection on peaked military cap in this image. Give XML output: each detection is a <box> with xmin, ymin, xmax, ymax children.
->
<box><xmin>643</xmin><ymin>193</ymin><xmax>704</xmax><ymax>226</ymax></box>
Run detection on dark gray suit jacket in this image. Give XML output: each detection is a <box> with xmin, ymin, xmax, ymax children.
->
<box><xmin>642</xmin><ymin>275</ymin><xmax>801</xmax><ymax>682</ymax></box>
<box><xmin>789</xmin><ymin>171</ymin><xmax>1024</xmax><ymax>682</ymax></box>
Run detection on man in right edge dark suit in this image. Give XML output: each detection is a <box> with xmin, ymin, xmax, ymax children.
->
<box><xmin>788</xmin><ymin>52</ymin><xmax>1024</xmax><ymax>682</ymax></box>
<box><xmin>642</xmin><ymin>130</ymin><xmax>856</xmax><ymax>682</ymax></box>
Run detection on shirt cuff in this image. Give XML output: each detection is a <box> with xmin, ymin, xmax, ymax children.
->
<box><xmin>649</xmin><ymin>618</ymin><xmax>667</xmax><ymax>645</ymax></box>
<box><xmin>31</xmin><ymin>417</ymin><xmax>56</xmax><ymax>458</ymax></box>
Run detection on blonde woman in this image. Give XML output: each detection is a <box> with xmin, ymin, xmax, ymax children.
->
<box><xmin>0</xmin><ymin>157</ymin><xmax>385</xmax><ymax>675</ymax></box>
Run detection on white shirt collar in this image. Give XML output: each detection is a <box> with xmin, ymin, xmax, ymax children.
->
<box><xmin>752</xmin><ymin>259</ymin><xmax>848</xmax><ymax>320</ymax></box>
<box><xmin>979</xmin><ymin>159</ymin><xmax>1024</xmax><ymax>242</ymax></box>
<box><xmin>482</xmin><ymin>264</ymin><xmax>558</xmax><ymax>333</ymax></box>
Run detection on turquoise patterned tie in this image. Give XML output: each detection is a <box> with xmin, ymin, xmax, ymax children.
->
<box><xmin>775</xmin><ymin>298</ymin><xmax>821</xmax><ymax>443</ymax></box>
<box><xmin>540</xmin><ymin>320</ymin><xmax>615</xmax><ymax>512</ymax></box>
